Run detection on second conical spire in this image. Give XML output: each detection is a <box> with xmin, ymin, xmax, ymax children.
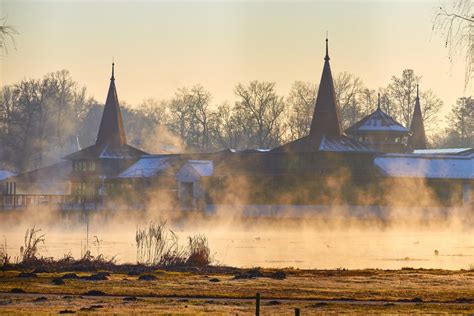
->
<box><xmin>409</xmin><ymin>84</ymin><xmax>427</xmax><ymax>150</ymax></box>
<box><xmin>309</xmin><ymin>37</ymin><xmax>342</xmax><ymax>139</ymax></box>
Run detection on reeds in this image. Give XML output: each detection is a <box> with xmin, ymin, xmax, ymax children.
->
<box><xmin>2</xmin><ymin>221</ymin><xmax>211</xmax><ymax>270</ymax></box>
<box><xmin>135</xmin><ymin>221</ymin><xmax>186</xmax><ymax>266</ymax></box>
<box><xmin>136</xmin><ymin>221</ymin><xmax>211</xmax><ymax>267</ymax></box>
<box><xmin>20</xmin><ymin>226</ymin><xmax>45</xmax><ymax>264</ymax></box>
<box><xmin>186</xmin><ymin>234</ymin><xmax>210</xmax><ymax>266</ymax></box>
<box><xmin>7</xmin><ymin>227</ymin><xmax>115</xmax><ymax>271</ymax></box>
<box><xmin>0</xmin><ymin>237</ymin><xmax>10</xmax><ymax>266</ymax></box>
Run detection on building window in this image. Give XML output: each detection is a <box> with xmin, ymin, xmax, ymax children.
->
<box><xmin>72</xmin><ymin>182</ymin><xmax>98</xmax><ymax>200</ymax></box>
<box><xmin>74</xmin><ymin>160</ymin><xmax>96</xmax><ymax>172</ymax></box>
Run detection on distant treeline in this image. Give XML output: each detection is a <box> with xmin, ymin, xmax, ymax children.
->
<box><xmin>0</xmin><ymin>69</ymin><xmax>472</xmax><ymax>172</ymax></box>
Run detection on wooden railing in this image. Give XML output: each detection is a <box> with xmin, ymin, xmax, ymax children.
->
<box><xmin>0</xmin><ymin>194</ymin><xmax>96</xmax><ymax>209</ymax></box>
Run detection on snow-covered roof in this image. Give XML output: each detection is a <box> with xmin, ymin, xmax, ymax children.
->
<box><xmin>0</xmin><ymin>170</ymin><xmax>16</xmax><ymax>181</ymax></box>
<box><xmin>346</xmin><ymin>108</ymin><xmax>409</xmax><ymax>134</ymax></box>
<box><xmin>375</xmin><ymin>153</ymin><xmax>473</xmax><ymax>179</ymax></box>
<box><xmin>228</xmin><ymin>148</ymin><xmax>271</xmax><ymax>153</ymax></box>
<box><xmin>413</xmin><ymin>148</ymin><xmax>473</xmax><ymax>155</ymax></box>
<box><xmin>118</xmin><ymin>157</ymin><xmax>171</xmax><ymax>178</ymax></box>
<box><xmin>318</xmin><ymin>135</ymin><xmax>375</xmax><ymax>152</ymax></box>
<box><xmin>176</xmin><ymin>160</ymin><xmax>213</xmax><ymax>182</ymax></box>
<box><xmin>187</xmin><ymin>160</ymin><xmax>213</xmax><ymax>177</ymax></box>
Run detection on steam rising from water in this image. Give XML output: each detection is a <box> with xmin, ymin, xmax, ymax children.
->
<box><xmin>0</xmin><ymin>204</ymin><xmax>472</xmax><ymax>270</ymax></box>
<box><xmin>1</xmin><ymin>165</ymin><xmax>472</xmax><ymax>269</ymax></box>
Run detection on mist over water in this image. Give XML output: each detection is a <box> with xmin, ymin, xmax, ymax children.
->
<box><xmin>1</xmin><ymin>207</ymin><xmax>472</xmax><ymax>270</ymax></box>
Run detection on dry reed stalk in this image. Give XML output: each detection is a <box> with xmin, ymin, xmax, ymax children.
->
<box><xmin>0</xmin><ymin>237</ymin><xmax>10</xmax><ymax>266</ymax></box>
<box><xmin>20</xmin><ymin>226</ymin><xmax>45</xmax><ymax>263</ymax></box>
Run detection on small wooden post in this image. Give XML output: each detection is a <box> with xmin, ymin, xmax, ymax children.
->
<box><xmin>255</xmin><ymin>293</ymin><xmax>260</xmax><ymax>316</ymax></box>
<box><xmin>295</xmin><ymin>307</ymin><xmax>300</xmax><ymax>316</ymax></box>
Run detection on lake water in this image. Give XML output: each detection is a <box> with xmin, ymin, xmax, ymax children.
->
<box><xmin>1</xmin><ymin>213</ymin><xmax>473</xmax><ymax>270</ymax></box>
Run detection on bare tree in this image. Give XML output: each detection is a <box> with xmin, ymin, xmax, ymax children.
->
<box><xmin>211</xmin><ymin>102</ymin><xmax>246</xmax><ymax>149</ymax></box>
<box><xmin>386</xmin><ymin>69</ymin><xmax>442</xmax><ymax>133</ymax></box>
<box><xmin>419</xmin><ymin>90</ymin><xmax>444</xmax><ymax>133</ymax></box>
<box><xmin>0</xmin><ymin>86</ymin><xmax>18</xmax><ymax>168</ymax></box>
<box><xmin>188</xmin><ymin>85</ymin><xmax>213</xmax><ymax>151</ymax></box>
<box><xmin>0</xmin><ymin>71</ymin><xmax>90</xmax><ymax>170</ymax></box>
<box><xmin>234</xmin><ymin>81</ymin><xmax>286</xmax><ymax>148</ymax></box>
<box><xmin>286</xmin><ymin>81</ymin><xmax>317</xmax><ymax>141</ymax></box>
<box><xmin>138</xmin><ymin>98</ymin><xmax>168</xmax><ymax>124</ymax></box>
<box><xmin>0</xmin><ymin>17</ymin><xmax>18</xmax><ymax>54</ymax></box>
<box><xmin>168</xmin><ymin>88</ymin><xmax>193</xmax><ymax>148</ymax></box>
<box><xmin>167</xmin><ymin>86</ymin><xmax>214</xmax><ymax>151</ymax></box>
<box><xmin>378</xmin><ymin>88</ymin><xmax>396</xmax><ymax>116</ymax></box>
<box><xmin>447</xmin><ymin>96</ymin><xmax>473</xmax><ymax>146</ymax></box>
<box><xmin>386</xmin><ymin>69</ymin><xmax>421</xmax><ymax>128</ymax></box>
<box><xmin>360</xmin><ymin>88</ymin><xmax>377</xmax><ymax>116</ymax></box>
<box><xmin>334</xmin><ymin>72</ymin><xmax>366</xmax><ymax>130</ymax></box>
<box><xmin>433</xmin><ymin>0</ymin><xmax>474</xmax><ymax>88</ymax></box>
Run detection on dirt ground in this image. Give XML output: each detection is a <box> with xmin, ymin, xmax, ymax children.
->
<box><xmin>0</xmin><ymin>268</ymin><xmax>473</xmax><ymax>314</ymax></box>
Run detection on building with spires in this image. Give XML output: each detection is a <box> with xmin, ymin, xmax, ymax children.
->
<box><xmin>271</xmin><ymin>40</ymin><xmax>372</xmax><ymax>153</ymax></box>
<box><xmin>345</xmin><ymin>94</ymin><xmax>410</xmax><ymax>153</ymax></box>
<box><xmin>64</xmin><ymin>63</ymin><xmax>147</xmax><ymax>203</ymax></box>
<box><xmin>1</xmin><ymin>64</ymin><xmax>147</xmax><ymax>208</ymax></box>
<box><xmin>1</xmin><ymin>40</ymin><xmax>472</xmax><ymax>213</ymax></box>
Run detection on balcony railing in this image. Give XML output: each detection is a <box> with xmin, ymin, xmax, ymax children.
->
<box><xmin>0</xmin><ymin>194</ymin><xmax>99</xmax><ymax>209</ymax></box>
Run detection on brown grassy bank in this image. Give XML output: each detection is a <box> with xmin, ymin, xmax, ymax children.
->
<box><xmin>0</xmin><ymin>267</ymin><xmax>473</xmax><ymax>314</ymax></box>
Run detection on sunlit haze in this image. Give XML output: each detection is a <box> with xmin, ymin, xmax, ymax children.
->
<box><xmin>1</xmin><ymin>0</ymin><xmax>470</xmax><ymax>122</ymax></box>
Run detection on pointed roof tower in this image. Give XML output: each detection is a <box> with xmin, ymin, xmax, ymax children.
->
<box><xmin>309</xmin><ymin>37</ymin><xmax>342</xmax><ymax>139</ymax></box>
<box><xmin>64</xmin><ymin>63</ymin><xmax>147</xmax><ymax>161</ymax></box>
<box><xmin>96</xmin><ymin>62</ymin><xmax>127</xmax><ymax>148</ymax></box>
<box><xmin>345</xmin><ymin>93</ymin><xmax>409</xmax><ymax>135</ymax></box>
<box><xmin>409</xmin><ymin>84</ymin><xmax>427</xmax><ymax>150</ymax></box>
<box><xmin>272</xmin><ymin>37</ymin><xmax>373</xmax><ymax>153</ymax></box>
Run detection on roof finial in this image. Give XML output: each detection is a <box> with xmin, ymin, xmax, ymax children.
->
<box><xmin>377</xmin><ymin>92</ymin><xmax>381</xmax><ymax>110</ymax></box>
<box><xmin>325</xmin><ymin>32</ymin><xmax>330</xmax><ymax>61</ymax></box>
<box><xmin>416</xmin><ymin>83</ymin><xmax>419</xmax><ymax>99</ymax></box>
<box><xmin>111</xmin><ymin>58</ymin><xmax>115</xmax><ymax>81</ymax></box>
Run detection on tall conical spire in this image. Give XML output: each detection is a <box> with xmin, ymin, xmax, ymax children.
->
<box><xmin>111</xmin><ymin>61</ymin><xmax>115</xmax><ymax>80</ymax></box>
<box><xmin>409</xmin><ymin>84</ymin><xmax>427</xmax><ymax>150</ymax></box>
<box><xmin>309</xmin><ymin>37</ymin><xmax>342</xmax><ymax>139</ymax></box>
<box><xmin>96</xmin><ymin>63</ymin><xmax>127</xmax><ymax>148</ymax></box>
<box><xmin>325</xmin><ymin>34</ymin><xmax>330</xmax><ymax>61</ymax></box>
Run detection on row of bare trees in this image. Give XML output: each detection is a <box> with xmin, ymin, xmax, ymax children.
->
<box><xmin>0</xmin><ymin>70</ymin><xmax>91</xmax><ymax>171</ymax></box>
<box><xmin>125</xmin><ymin>69</ymin><xmax>445</xmax><ymax>152</ymax></box>
<box><xmin>0</xmin><ymin>68</ymin><xmax>471</xmax><ymax>172</ymax></box>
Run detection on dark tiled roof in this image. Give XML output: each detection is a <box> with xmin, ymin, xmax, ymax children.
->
<box><xmin>64</xmin><ymin>143</ymin><xmax>147</xmax><ymax>160</ymax></box>
<box><xmin>4</xmin><ymin>161</ymin><xmax>71</xmax><ymax>183</ymax></box>
<box><xmin>345</xmin><ymin>108</ymin><xmax>409</xmax><ymax>135</ymax></box>
<box><xmin>272</xmin><ymin>134</ymin><xmax>375</xmax><ymax>153</ymax></box>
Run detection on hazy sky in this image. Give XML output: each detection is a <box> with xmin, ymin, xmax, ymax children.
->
<box><xmin>1</xmin><ymin>0</ymin><xmax>471</xmax><ymax>120</ymax></box>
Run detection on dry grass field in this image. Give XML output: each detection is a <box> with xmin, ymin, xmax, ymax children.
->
<box><xmin>0</xmin><ymin>267</ymin><xmax>473</xmax><ymax>314</ymax></box>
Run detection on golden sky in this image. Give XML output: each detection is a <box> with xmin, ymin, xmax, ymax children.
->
<box><xmin>1</xmin><ymin>0</ymin><xmax>471</xmax><ymax>118</ymax></box>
